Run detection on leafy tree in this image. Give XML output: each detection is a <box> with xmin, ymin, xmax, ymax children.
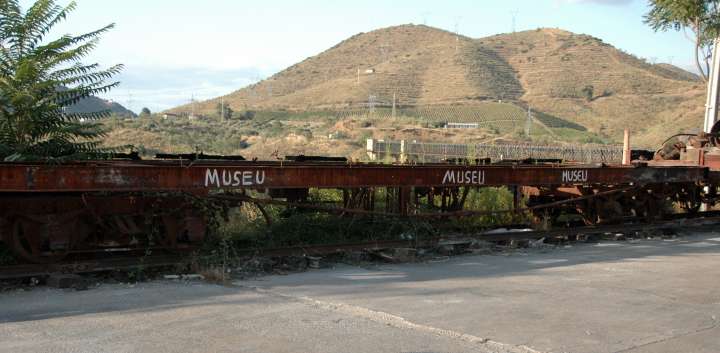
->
<box><xmin>581</xmin><ymin>85</ymin><xmax>594</xmax><ymax>101</ymax></box>
<box><xmin>140</xmin><ymin>107</ymin><xmax>151</xmax><ymax>117</ymax></box>
<box><xmin>0</xmin><ymin>0</ymin><xmax>123</xmax><ymax>161</ymax></box>
<box><xmin>644</xmin><ymin>0</ymin><xmax>720</xmax><ymax>81</ymax></box>
<box><xmin>215</xmin><ymin>102</ymin><xmax>233</xmax><ymax>120</ymax></box>
<box><xmin>238</xmin><ymin>110</ymin><xmax>255</xmax><ymax>120</ymax></box>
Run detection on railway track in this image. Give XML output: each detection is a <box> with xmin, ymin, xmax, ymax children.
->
<box><xmin>3</xmin><ymin>212</ymin><xmax>719</xmax><ymax>281</ymax></box>
<box><xmin>0</xmin><ymin>254</ymin><xmax>185</xmax><ymax>280</ymax></box>
<box><xmin>254</xmin><ymin>212</ymin><xmax>720</xmax><ymax>257</ymax></box>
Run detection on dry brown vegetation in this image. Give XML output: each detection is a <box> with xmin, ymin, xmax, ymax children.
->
<box><xmin>103</xmin><ymin>104</ymin><xmax>604</xmax><ymax>160</ymax></box>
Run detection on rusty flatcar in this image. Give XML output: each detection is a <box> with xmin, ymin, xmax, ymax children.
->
<box><xmin>0</xmin><ymin>151</ymin><xmax>717</xmax><ymax>263</ymax></box>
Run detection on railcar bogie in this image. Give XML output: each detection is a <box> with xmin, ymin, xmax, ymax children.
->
<box><xmin>0</xmin><ymin>193</ymin><xmax>206</xmax><ymax>263</ymax></box>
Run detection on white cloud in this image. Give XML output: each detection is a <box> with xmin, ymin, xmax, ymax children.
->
<box><xmin>100</xmin><ymin>66</ymin><xmax>269</xmax><ymax>113</ymax></box>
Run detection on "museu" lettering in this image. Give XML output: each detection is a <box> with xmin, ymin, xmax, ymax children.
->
<box><xmin>205</xmin><ymin>169</ymin><xmax>266</xmax><ymax>187</ymax></box>
<box><xmin>561</xmin><ymin>169</ymin><xmax>588</xmax><ymax>183</ymax></box>
<box><xmin>442</xmin><ymin>169</ymin><xmax>485</xmax><ymax>185</ymax></box>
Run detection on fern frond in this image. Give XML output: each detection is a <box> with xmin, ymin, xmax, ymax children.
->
<box><xmin>0</xmin><ymin>0</ymin><xmax>121</xmax><ymax>162</ymax></box>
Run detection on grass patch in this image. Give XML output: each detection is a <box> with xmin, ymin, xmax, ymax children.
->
<box><xmin>533</xmin><ymin>110</ymin><xmax>585</xmax><ymax>131</ymax></box>
<box><xmin>206</xmin><ymin>187</ymin><xmax>526</xmax><ymax>255</ymax></box>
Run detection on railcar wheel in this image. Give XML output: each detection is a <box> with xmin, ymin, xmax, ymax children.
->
<box><xmin>679</xmin><ymin>199</ymin><xmax>702</xmax><ymax>214</ymax></box>
<box><xmin>9</xmin><ymin>218</ymin><xmax>70</xmax><ymax>263</ymax></box>
<box><xmin>577</xmin><ymin>197</ymin><xmax>623</xmax><ymax>225</ymax></box>
<box><xmin>676</xmin><ymin>186</ymin><xmax>702</xmax><ymax>214</ymax></box>
<box><xmin>159</xmin><ymin>212</ymin><xmax>207</xmax><ymax>251</ymax></box>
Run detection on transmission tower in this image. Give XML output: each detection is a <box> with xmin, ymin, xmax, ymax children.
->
<box><xmin>420</xmin><ymin>12</ymin><xmax>430</xmax><ymax>25</ymax></box>
<box><xmin>126</xmin><ymin>91</ymin><xmax>133</xmax><ymax>113</ymax></box>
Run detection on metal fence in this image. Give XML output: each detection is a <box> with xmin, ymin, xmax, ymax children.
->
<box><xmin>366</xmin><ymin>139</ymin><xmax>626</xmax><ymax>164</ymax></box>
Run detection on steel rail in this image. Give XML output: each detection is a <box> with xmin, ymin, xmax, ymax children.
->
<box><xmin>3</xmin><ymin>214</ymin><xmax>719</xmax><ymax>280</ymax></box>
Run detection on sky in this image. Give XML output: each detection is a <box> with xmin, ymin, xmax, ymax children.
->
<box><xmin>20</xmin><ymin>0</ymin><xmax>698</xmax><ymax>113</ymax></box>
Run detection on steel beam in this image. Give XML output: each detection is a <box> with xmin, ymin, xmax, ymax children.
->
<box><xmin>0</xmin><ymin>161</ymin><xmax>707</xmax><ymax>193</ymax></box>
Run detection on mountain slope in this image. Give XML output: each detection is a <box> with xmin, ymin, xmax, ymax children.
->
<box><xmin>478</xmin><ymin>29</ymin><xmax>705</xmax><ymax>145</ymax></box>
<box><xmin>68</xmin><ymin>96</ymin><xmax>136</xmax><ymax>118</ymax></box>
<box><xmin>170</xmin><ymin>24</ymin><xmax>704</xmax><ymax>146</ymax></box>
<box><xmin>174</xmin><ymin>25</ymin><xmax>524</xmax><ymax>111</ymax></box>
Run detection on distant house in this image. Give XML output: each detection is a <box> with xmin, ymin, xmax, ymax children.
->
<box><xmin>364</xmin><ymin>68</ymin><xmax>376</xmax><ymax>74</ymax></box>
<box><xmin>163</xmin><ymin>112</ymin><xmax>181</xmax><ymax>120</ymax></box>
<box><xmin>445</xmin><ymin>122</ymin><xmax>480</xmax><ymax>129</ymax></box>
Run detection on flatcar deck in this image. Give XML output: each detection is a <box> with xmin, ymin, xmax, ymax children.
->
<box><xmin>0</xmin><ymin>161</ymin><xmax>707</xmax><ymax>192</ymax></box>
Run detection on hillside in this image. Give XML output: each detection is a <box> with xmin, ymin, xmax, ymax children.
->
<box><xmin>166</xmin><ymin>24</ymin><xmax>704</xmax><ymax>148</ymax></box>
<box><xmin>102</xmin><ymin>106</ymin><xmax>603</xmax><ymax>161</ymax></box>
<box><xmin>68</xmin><ymin>96</ymin><xmax>135</xmax><ymax>118</ymax></box>
<box><xmin>477</xmin><ymin>28</ymin><xmax>705</xmax><ymax>145</ymax></box>
<box><xmin>173</xmin><ymin>25</ymin><xmax>524</xmax><ymax>111</ymax></box>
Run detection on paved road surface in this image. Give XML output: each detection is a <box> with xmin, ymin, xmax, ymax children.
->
<box><xmin>1</xmin><ymin>232</ymin><xmax>719</xmax><ymax>353</ymax></box>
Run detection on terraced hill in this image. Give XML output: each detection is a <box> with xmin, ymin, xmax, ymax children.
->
<box><xmin>169</xmin><ymin>24</ymin><xmax>704</xmax><ymax>146</ymax></box>
<box><xmin>173</xmin><ymin>25</ymin><xmax>524</xmax><ymax>111</ymax></box>
<box><xmin>478</xmin><ymin>29</ymin><xmax>705</xmax><ymax>145</ymax></box>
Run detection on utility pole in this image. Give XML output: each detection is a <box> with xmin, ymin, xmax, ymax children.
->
<box><xmin>357</xmin><ymin>66</ymin><xmax>360</xmax><ymax>85</ymax></box>
<box><xmin>380</xmin><ymin>43</ymin><xmax>390</xmax><ymax>63</ymax></box>
<box><xmin>392</xmin><ymin>92</ymin><xmax>397</xmax><ymax>118</ymax></box>
<box><xmin>191</xmin><ymin>94</ymin><xmax>195</xmax><ymax>119</ymax></box>
<box><xmin>221</xmin><ymin>96</ymin><xmax>225</xmax><ymax>122</ymax></box>
<box><xmin>525</xmin><ymin>106</ymin><xmax>532</xmax><ymax>137</ymax></box>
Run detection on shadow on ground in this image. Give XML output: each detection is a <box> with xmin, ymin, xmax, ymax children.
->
<box><xmin>2</xmin><ymin>231</ymin><xmax>719</xmax><ymax>324</ymax></box>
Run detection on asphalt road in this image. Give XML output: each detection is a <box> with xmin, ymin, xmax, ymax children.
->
<box><xmin>1</xmin><ymin>231</ymin><xmax>719</xmax><ymax>353</ymax></box>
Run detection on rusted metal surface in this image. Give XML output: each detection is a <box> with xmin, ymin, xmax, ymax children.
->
<box><xmin>0</xmin><ymin>159</ymin><xmax>714</xmax><ymax>265</ymax></box>
<box><xmin>212</xmin><ymin>186</ymin><xmax>637</xmax><ymax>219</ymax></box>
<box><xmin>0</xmin><ymin>194</ymin><xmax>205</xmax><ymax>263</ymax></box>
<box><xmin>0</xmin><ymin>161</ymin><xmax>707</xmax><ymax>192</ymax></box>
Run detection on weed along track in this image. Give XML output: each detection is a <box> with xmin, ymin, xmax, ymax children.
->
<box><xmin>3</xmin><ymin>212</ymin><xmax>720</xmax><ymax>281</ymax></box>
